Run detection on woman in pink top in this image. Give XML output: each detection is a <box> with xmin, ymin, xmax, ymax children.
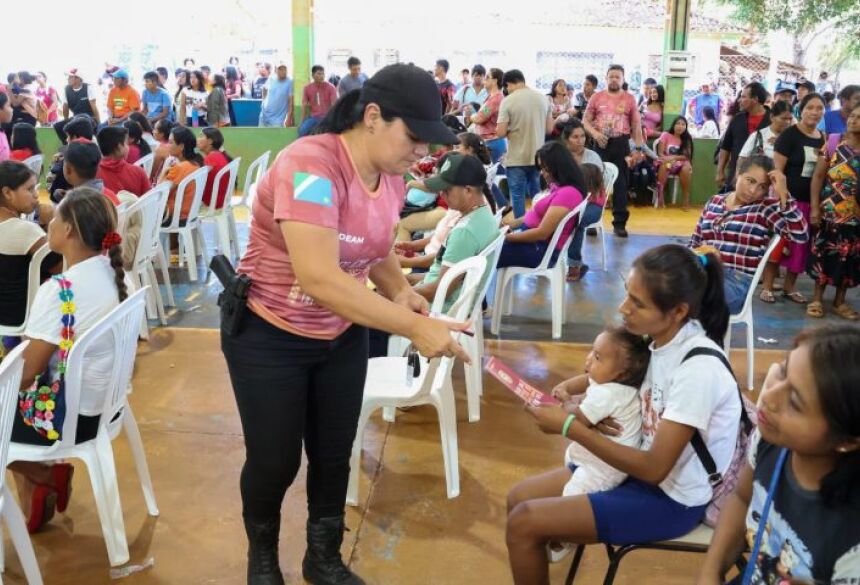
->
<box><xmin>35</xmin><ymin>72</ymin><xmax>60</xmax><ymax>125</ymax></box>
<box><xmin>467</xmin><ymin>67</ymin><xmax>507</xmax><ymax>164</ymax></box>
<box><xmin>641</xmin><ymin>84</ymin><xmax>664</xmax><ymax>139</ymax></box>
<box><xmin>655</xmin><ymin>116</ymin><xmax>694</xmax><ymax>209</ymax></box>
<box><xmin>221</xmin><ymin>64</ymin><xmax>471</xmax><ymax>585</ymax></box>
<box><xmin>499</xmin><ymin>142</ymin><xmax>585</xmax><ymax>268</ymax></box>
<box><xmin>0</xmin><ymin>93</ymin><xmax>12</xmax><ymax>162</ymax></box>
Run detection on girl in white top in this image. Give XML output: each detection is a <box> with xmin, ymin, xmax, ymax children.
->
<box><xmin>507</xmin><ymin>244</ymin><xmax>741</xmax><ymax>584</ymax></box>
<box><xmin>738</xmin><ymin>100</ymin><xmax>794</xmax><ymax>163</ymax></box>
<box><xmin>180</xmin><ymin>70</ymin><xmax>210</xmax><ymax>126</ymax></box>
<box><xmin>8</xmin><ymin>186</ymin><xmax>129</xmax><ymax>533</ymax></box>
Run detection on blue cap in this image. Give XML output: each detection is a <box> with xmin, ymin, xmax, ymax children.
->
<box><xmin>113</xmin><ymin>69</ymin><xmax>129</xmax><ymax>80</ymax></box>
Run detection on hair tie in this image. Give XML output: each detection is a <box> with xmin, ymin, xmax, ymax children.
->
<box><xmin>101</xmin><ymin>231</ymin><xmax>122</xmax><ymax>250</ymax></box>
<box><xmin>699</xmin><ymin>254</ymin><xmax>709</xmax><ymax>267</ymax></box>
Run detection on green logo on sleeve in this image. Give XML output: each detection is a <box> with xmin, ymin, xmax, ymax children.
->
<box><xmin>293</xmin><ymin>172</ymin><xmax>334</xmax><ymax>207</ymax></box>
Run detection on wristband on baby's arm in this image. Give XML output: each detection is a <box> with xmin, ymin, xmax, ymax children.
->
<box><xmin>562</xmin><ymin>413</ymin><xmax>576</xmax><ymax>438</ymax></box>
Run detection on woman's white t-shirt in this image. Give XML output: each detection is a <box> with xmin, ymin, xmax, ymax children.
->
<box><xmin>697</xmin><ymin>120</ymin><xmax>720</xmax><ymax>139</ymax></box>
<box><xmin>739</xmin><ymin>126</ymin><xmax>779</xmax><ymax>160</ymax></box>
<box><xmin>182</xmin><ymin>88</ymin><xmax>209</xmax><ymax>119</ymax></box>
<box><xmin>25</xmin><ymin>255</ymin><xmax>128</xmax><ymax>415</ymax></box>
<box><xmin>640</xmin><ymin>320</ymin><xmax>741</xmax><ymax>507</ymax></box>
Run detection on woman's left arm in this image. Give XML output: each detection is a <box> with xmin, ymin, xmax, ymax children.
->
<box><xmin>369</xmin><ymin>251</ymin><xmax>430</xmax><ymax>314</ymax></box>
<box><xmin>526</xmin><ymin>404</ymin><xmax>695</xmax><ymax>484</ymax></box>
<box><xmin>504</xmin><ymin>205</ymin><xmax>570</xmax><ymax>244</ymax></box>
<box><xmin>20</xmin><ymin>339</ymin><xmax>57</xmax><ymax>391</ymax></box>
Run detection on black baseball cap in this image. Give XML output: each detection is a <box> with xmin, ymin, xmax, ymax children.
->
<box><xmin>795</xmin><ymin>80</ymin><xmax>815</xmax><ymax>92</ymax></box>
<box><xmin>360</xmin><ymin>63</ymin><xmax>458</xmax><ymax>145</ymax></box>
<box><xmin>424</xmin><ymin>153</ymin><xmax>487</xmax><ymax>191</ymax></box>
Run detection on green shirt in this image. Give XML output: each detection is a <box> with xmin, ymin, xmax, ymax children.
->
<box><xmin>422</xmin><ymin>205</ymin><xmax>498</xmax><ymax>313</ymax></box>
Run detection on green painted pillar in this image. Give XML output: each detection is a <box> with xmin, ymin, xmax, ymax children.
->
<box><xmin>661</xmin><ymin>0</ymin><xmax>691</xmax><ymax>129</ymax></box>
<box><xmin>292</xmin><ymin>0</ymin><xmax>314</xmax><ymax>124</ymax></box>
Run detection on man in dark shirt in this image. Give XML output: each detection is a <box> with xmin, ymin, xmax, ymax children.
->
<box><xmin>716</xmin><ymin>82</ymin><xmax>771</xmax><ymax>191</ymax></box>
<box><xmin>434</xmin><ymin>59</ymin><xmax>456</xmax><ymax>114</ymax></box>
<box><xmin>252</xmin><ymin>63</ymin><xmax>270</xmax><ymax>100</ymax></box>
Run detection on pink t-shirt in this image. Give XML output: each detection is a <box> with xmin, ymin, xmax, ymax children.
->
<box><xmin>658</xmin><ymin>131</ymin><xmax>683</xmax><ymax>156</ymax></box>
<box><xmin>303</xmin><ymin>82</ymin><xmax>338</xmax><ymax>119</ymax></box>
<box><xmin>585</xmin><ymin>91</ymin><xmax>640</xmax><ymax>138</ymax></box>
<box><xmin>474</xmin><ymin>92</ymin><xmax>503</xmax><ymax>141</ymax></box>
<box><xmin>238</xmin><ymin>133</ymin><xmax>406</xmax><ymax>340</ymax></box>
<box><xmin>523</xmin><ymin>184</ymin><xmax>583</xmax><ymax>250</ymax></box>
<box><xmin>0</xmin><ymin>131</ymin><xmax>9</xmax><ymax>162</ymax></box>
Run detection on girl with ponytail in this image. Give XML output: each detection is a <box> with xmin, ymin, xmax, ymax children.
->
<box><xmin>8</xmin><ymin>186</ymin><xmax>130</xmax><ymax>533</ymax></box>
<box><xmin>509</xmin><ymin>243</ymin><xmax>741</xmax><ymax>584</ymax></box>
<box><xmin>158</xmin><ymin>125</ymin><xmax>203</xmax><ymax>221</ymax></box>
<box><xmin>701</xmin><ymin>324</ymin><xmax>860</xmax><ymax>584</ymax></box>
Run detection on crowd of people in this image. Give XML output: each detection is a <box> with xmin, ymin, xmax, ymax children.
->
<box><xmin>1</xmin><ymin>53</ymin><xmax>859</xmax><ymax>585</ymax></box>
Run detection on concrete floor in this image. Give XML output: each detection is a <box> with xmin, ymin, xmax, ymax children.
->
<box><xmin>5</xmin><ymin>203</ymin><xmax>854</xmax><ymax>583</ymax></box>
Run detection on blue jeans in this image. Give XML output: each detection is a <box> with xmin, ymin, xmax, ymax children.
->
<box><xmin>298</xmin><ymin>116</ymin><xmax>322</xmax><ymax>137</ymax></box>
<box><xmin>486</xmin><ymin>138</ymin><xmax>507</xmax><ymax>164</ymax></box>
<box><xmin>497</xmin><ymin>240</ymin><xmax>561</xmax><ymax>269</ymax></box>
<box><xmin>567</xmin><ymin>202</ymin><xmax>604</xmax><ymax>266</ymax></box>
<box><xmin>723</xmin><ymin>268</ymin><xmax>754</xmax><ymax>314</ymax></box>
<box><xmin>506</xmin><ymin>166</ymin><xmax>541</xmax><ymax>218</ymax></box>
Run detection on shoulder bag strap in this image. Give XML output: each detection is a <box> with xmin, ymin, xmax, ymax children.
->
<box><xmin>741</xmin><ymin>447</ymin><xmax>789</xmax><ymax>585</ymax></box>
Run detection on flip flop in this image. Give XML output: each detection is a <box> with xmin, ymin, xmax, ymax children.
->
<box><xmin>806</xmin><ymin>301</ymin><xmax>824</xmax><ymax>318</ymax></box>
<box><xmin>52</xmin><ymin>463</ymin><xmax>74</xmax><ymax>513</ymax></box>
<box><xmin>759</xmin><ymin>289</ymin><xmax>776</xmax><ymax>303</ymax></box>
<box><xmin>27</xmin><ymin>485</ymin><xmax>57</xmax><ymax>534</ymax></box>
<box><xmin>782</xmin><ymin>291</ymin><xmax>807</xmax><ymax>304</ymax></box>
<box><xmin>566</xmin><ymin>265</ymin><xmax>589</xmax><ymax>282</ymax></box>
<box><xmin>834</xmin><ymin>304</ymin><xmax>860</xmax><ymax>321</ymax></box>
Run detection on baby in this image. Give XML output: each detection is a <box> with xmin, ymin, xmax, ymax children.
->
<box><xmin>553</xmin><ymin>325</ymin><xmax>650</xmax><ymax>497</ymax></box>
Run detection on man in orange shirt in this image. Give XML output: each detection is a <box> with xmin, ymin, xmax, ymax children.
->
<box><xmin>105</xmin><ymin>69</ymin><xmax>140</xmax><ymax>126</ymax></box>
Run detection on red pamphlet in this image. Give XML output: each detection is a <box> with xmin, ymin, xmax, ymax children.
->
<box><xmin>484</xmin><ymin>357</ymin><xmax>560</xmax><ymax>407</ymax></box>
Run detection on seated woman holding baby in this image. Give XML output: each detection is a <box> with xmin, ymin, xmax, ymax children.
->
<box><xmin>505</xmin><ymin>244</ymin><xmax>743</xmax><ymax>584</ymax></box>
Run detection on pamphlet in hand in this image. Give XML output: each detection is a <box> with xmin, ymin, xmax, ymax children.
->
<box><xmin>484</xmin><ymin>357</ymin><xmax>560</xmax><ymax>407</ymax></box>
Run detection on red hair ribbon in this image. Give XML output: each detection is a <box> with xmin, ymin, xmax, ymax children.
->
<box><xmin>101</xmin><ymin>231</ymin><xmax>122</xmax><ymax>250</ymax></box>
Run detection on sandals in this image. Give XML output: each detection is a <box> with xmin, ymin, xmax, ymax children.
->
<box><xmin>759</xmin><ymin>289</ymin><xmax>776</xmax><ymax>303</ymax></box>
<box><xmin>834</xmin><ymin>304</ymin><xmax>860</xmax><ymax>321</ymax></box>
<box><xmin>52</xmin><ymin>463</ymin><xmax>74</xmax><ymax>513</ymax></box>
<box><xmin>806</xmin><ymin>301</ymin><xmax>824</xmax><ymax>318</ymax></box>
<box><xmin>27</xmin><ymin>485</ymin><xmax>57</xmax><ymax>534</ymax></box>
<box><xmin>782</xmin><ymin>291</ymin><xmax>808</xmax><ymax>304</ymax></box>
<box><xmin>566</xmin><ymin>265</ymin><xmax>589</xmax><ymax>282</ymax></box>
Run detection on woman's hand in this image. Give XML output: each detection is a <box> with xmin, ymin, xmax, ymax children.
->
<box><xmin>551</xmin><ymin>380</ymin><xmax>574</xmax><ymax>402</ymax></box>
<box><xmin>525</xmin><ymin>404</ymin><xmax>570</xmax><ymax>435</ymax></box>
<box><xmin>595</xmin><ymin>417</ymin><xmax>622</xmax><ymax>437</ymax></box>
<box><xmin>391</xmin><ymin>288</ymin><xmax>430</xmax><ymax>316</ymax></box>
<box><xmin>768</xmin><ymin>169</ymin><xmax>788</xmax><ymax>194</ymax></box>
<box><xmin>407</xmin><ymin>316</ymin><xmax>472</xmax><ymax>363</ymax></box>
<box><xmin>394</xmin><ymin>240</ymin><xmax>423</xmax><ymax>255</ymax></box>
<box><xmin>810</xmin><ymin>208</ymin><xmax>821</xmax><ymax>228</ymax></box>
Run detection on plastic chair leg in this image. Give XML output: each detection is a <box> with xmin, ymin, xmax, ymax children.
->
<box><xmin>346</xmin><ymin>402</ymin><xmax>378</xmax><ymax>507</ymax></box>
<box><xmin>382</xmin><ymin>407</ymin><xmax>396</xmax><ymax>422</ymax></box>
<box><xmin>181</xmin><ymin>230</ymin><xmax>198</xmax><ymax>282</ymax></box>
<box><xmin>216</xmin><ymin>215</ymin><xmax>232</xmax><ymax>259</ymax></box>
<box><xmin>462</xmin><ymin>335</ymin><xmax>481</xmax><ymax>422</ymax></box>
<box><xmin>2</xmin><ymin>486</ymin><xmax>43</xmax><ymax>585</ymax></box>
<box><xmin>227</xmin><ymin>213</ymin><xmax>241</xmax><ymax>259</ymax></box>
<box><xmin>551</xmin><ymin>271</ymin><xmax>565</xmax><ymax>340</ymax></box>
<box><xmin>155</xmin><ymin>244</ymin><xmax>175</xmax><ymax>306</ymax></box>
<box><xmin>745</xmin><ymin>319</ymin><xmax>755</xmax><ymax>391</ymax></box>
<box><xmin>600</xmin><ymin>226</ymin><xmax>607</xmax><ymax>270</ymax></box>
<box><xmin>434</xmin><ymin>379</ymin><xmax>460</xmax><ymax>499</ymax></box>
<box><xmin>146</xmin><ymin>264</ymin><xmax>168</xmax><ymax>326</ymax></box>
<box><xmin>503</xmin><ymin>274</ymin><xmax>515</xmax><ymax>315</ymax></box>
<box><xmin>196</xmin><ymin>226</ymin><xmax>211</xmax><ymax>278</ymax></box>
<box><xmin>123</xmin><ymin>403</ymin><xmax>159</xmax><ymax>516</ymax></box>
<box><xmin>490</xmin><ymin>269</ymin><xmax>508</xmax><ymax>335</ymax></box>
<box><xmin>80</xmin><ymin>440</ymin><xmax>130</xmax><ymax>566</ymax></box>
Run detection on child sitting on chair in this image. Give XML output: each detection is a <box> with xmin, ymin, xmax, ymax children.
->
<box><xmin>552</xmin><ymin>325</ymin><xmax>650</xmax><ymax>498</ymax></box>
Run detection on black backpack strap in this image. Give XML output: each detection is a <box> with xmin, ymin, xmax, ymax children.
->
<box><xmin>681</xmin><ymin>347</ymin><xmax>750</xmax><ymax>488</ymax></box>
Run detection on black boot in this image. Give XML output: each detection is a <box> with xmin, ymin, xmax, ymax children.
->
<box><xmin>302</xmin><ymin>516</ymin><xmax>365</xmax><ymax>585</ymax></box>
<box><xmin>244</xmin><ymin>516</ymin><xmax>285</xmax><ymax>585</ymax></box>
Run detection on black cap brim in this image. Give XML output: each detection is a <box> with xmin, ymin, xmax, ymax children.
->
<box><xmin>423</xmin><ymin>175</ymin><xmax>455</xmax><ymax>192</ymax></box>
<box><xmin>402</xmin><ymin>116</ymin><xmax>459</xmax><ymax>145</ymax></box>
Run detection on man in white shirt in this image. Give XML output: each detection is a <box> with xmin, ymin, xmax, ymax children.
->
<box><xmin>451</xmin><ymin>65</ymin><xmax>488</xmax><ymax>115</ymax></box>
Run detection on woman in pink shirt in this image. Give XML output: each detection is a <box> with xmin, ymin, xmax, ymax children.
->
<box><xmin>0</xmin><ymin>93</ymin><xmax>12</xmax><ymax>162</ymax></box>
<box><xmin>655</xmin><ymin>116</ymin><xmax>694</xmax><ymax>209</ymax></box>
<box><xmin>222</xmin><ymin>64</ymin><xmax>471</xmax><ymax>585</ymax></box>
<box><xmin>499</xmin><ymin>141</ymin><xmax>585</xmax><ymax>268</ymax></box>
<box><xmin>467</xmin><ymin>67</ymin><xmax>507</xmax><ymax>164</ymax></box>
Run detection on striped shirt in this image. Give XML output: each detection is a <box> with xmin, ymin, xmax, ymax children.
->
<box><xmin>690</xmin><ymin>194</ymin><xmax>808</xmax><ymax>275</ymax></box>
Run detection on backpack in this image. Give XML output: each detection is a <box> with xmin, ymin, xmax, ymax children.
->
<box><xmin>681</xmin><ymin>347</ymin><xmax>756</xmax><ymax>527</ymax></box>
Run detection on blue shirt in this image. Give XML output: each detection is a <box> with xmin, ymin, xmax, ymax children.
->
<box><xmin>455</xmin><ymin>85</ymin><xmax>488</xmax><ymax>109</ymax></box>
<box><xmin>691</xmin><ymin>93</ymin><xmax>721</xmax><ymax>126</ymax></box>
<box><xmin>142</xmin><ymin>87</ymin><xmax>173</xmax><ymax>121</ymax></box>
<box><xmin>259</xmin><ymin>78</ymin><xmax>293</xmax><ymax>126</ymax></box>
<box><xmin>823</xmin><ymin>109</ymin><xmax>846</xmax><ymax>135</ymax></box>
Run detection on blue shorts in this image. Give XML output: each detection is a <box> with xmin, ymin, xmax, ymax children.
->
<box><xmin>587</xmin><ymin>478</ymin><xmax>707</xmax><ymax>545</ymax></box>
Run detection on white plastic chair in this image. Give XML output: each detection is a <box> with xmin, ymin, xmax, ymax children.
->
<box><xmin>160</xmin><ymin>166</ymin><xmax>211</xmax><ymax>282</ymax></box>
<box><xmin>8</xmin><ymin>288</ymin><xmax>158</xmax><ymax>567</ymax></box>
<box><xmin>579</xmin><ymin>162</ymin><xmax>617</xmax><ymax>271</ymax></box>
<box><xmin>485</xmin><ymin>162</ymin><xmax>500</xmax><ymax>190</ymax></box>
<box><xmin>0</xmin><ymin>342</ymin><xmax>45</xmax><ymax>585</ymax></box>
<box><xmin>200</xmin><ymin>158</ymin><xmax>242</xmax><ymax>261</ymax></box>
<box><xmin>491</xmin><ymin>200</ymin><xmax>588</xmax><ymax>339</ymax></box>
<box><xmin>233</xmin><ymin>151</ymin><xmax>271</xmax><ymax>209</ymax></box>
<box><xmin>564</xmin><ymin>524</ymin><xmax>713</xmax><ymax>585</ymax></box>
<box><xmin>346</xmin><ymin>256</ymin><xmax>487</xmax><ymax>505</ymax></box>
<box><xmin>724</xmin><ymin>237</ymin><xmax>782</xmax><ymax>391</ymax></box>
<box><xmin>0</xmin><ymin>244</ymin><xmax>51</xmax><ymax>338</ymax></box>
<box><xmin>133</xmin><ymin>153</ymin><xmax>155</xmax><ymax>178</ymax></box>
<box><xmin>124</xmin><ymin>184</ymin><xmax>175</xmax><ymax>328</ymax></box>
<box><xmin>22</xmin><ymin>155</ymin><xmax>43</xmax><ymax>181</ymax></box>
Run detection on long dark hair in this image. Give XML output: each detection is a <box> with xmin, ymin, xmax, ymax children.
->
<box><xmin>123</xmin><ymin>121</ymin><xmax>152</xmax><ymax>157</ymax></box>
<box><xmin>549</xmin><ymin>79</ymin><xmax>567</xmax><ymax>98</ymax></box>
<box><xmin>313</xmin><ymin>89</ymin><xmax>397</xmax><ymax>135</ymax></box>
<box><xmin>188</xmin><ymin>70</ymin><xmax>206</xmax><ymax>92</ymax></box>
<box><xmin>173</xmin><ymin>69</ymin><xmax>190</xmax><ymax>103</ymax></box>
<box><xmin>170</xmin><ymin>126</ymin><xmax>204</xmax><ymax>166</ymax></box>
<box><xmin>648</xmin><ymin>85</ymin><xmax>665</xmax><ymax>105</ymax></box>
<box><xmin>11</xmin><ymin>123</ymin><xmax>40</xmax><ymax>155</ymax></box>
<box><xmin>632</xmin><ymin>244</ymin><xmax>728</xmax><ymax>345</ymax></box>
<box><xmin>0</xmin><ymin>160</ymin><xmax>35</xmax><ymax>210</ymax></box>
<box><xmin>57</xmin><ymin>187</ymin><xmax>127</xmax><ymax>302</ymax></box>
<box><xmin>535</xmin><ymin>141</ymin><xmax>587</xmax><ymax>195</ymax></box>
<box><xmin>154</xmin><ymin>119</ymin><xmax>175</xmax><ymax>142</ymax></box>
<box><xmin>794</xmin><ymin>325</ymin><xmax>860</xmax><ymax>506</ymax></box>
<box><xmin>457</xmin><ymin>132</ymin><xmax>490</xmax><ymax>164</ymax></box>
<box><xmin>560</xmin><ymin>118</ymin><xmax>586</xmax><ymax>142</ymax></box>
<box><xmin>201</xmin><ymin>127</ymin><xmax>233</xmax><ymax>162</ymax></box>
<box><xmin>702</xmin><ymin>106</ymin><xmax>720</xmax><ymax>134</ymax></box>
<box><xmin>129</xmin><ymin>111</ymin><xmax>154</xmax><ymax>134</ymax></box>
<box><xmin>667</xmin><ymin>116</ymin><xmax>694</xmax><ymax>159</ymax></box>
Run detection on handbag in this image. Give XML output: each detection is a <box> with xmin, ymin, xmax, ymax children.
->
<box><xmin>18</xmin><ymin>275</ymin><xmax>75</xmax><ymax>441</ymax></box>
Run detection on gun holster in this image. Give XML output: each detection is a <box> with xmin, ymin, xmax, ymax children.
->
<box><xmin>210</xmin><ymin>255</ymin><xmax>251</xmax><ymax>337</ymax></box>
